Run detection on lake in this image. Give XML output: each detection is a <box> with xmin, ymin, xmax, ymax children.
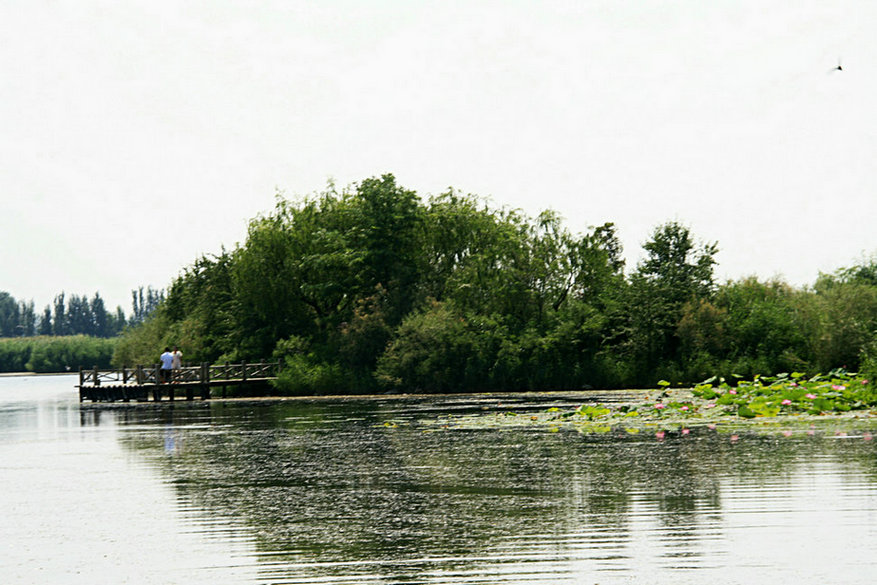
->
<box><xmin>2</xmin><ymin>374</ymin><xmax>876</xmax><ymax>584</ymax></box>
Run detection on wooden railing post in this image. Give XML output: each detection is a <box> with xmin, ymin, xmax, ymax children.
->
<box><xmin>136</xmin><ymin>365</ymin><xmax>143</xmax><ymax>385</ymax></box>
<box><xmin>93</xmin><ymin>365</ymin><xmax>100</xmax><ymax>387</ymax></box>
<box><xmin>78</xmin><ymin>367</ymin><xmax>85</xmax><ymax>402</ymax></box>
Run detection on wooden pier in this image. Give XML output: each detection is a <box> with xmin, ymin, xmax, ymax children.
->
<box><xmin>78</xmin><ymin>360</ymin><xmax>282</xmax><ymax>402</ymax></box>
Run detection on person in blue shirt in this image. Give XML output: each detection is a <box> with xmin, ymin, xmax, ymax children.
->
<box><xmin>159</xmin><ymin>347</ymin><xmax>174</xmax><ymax>383</ymax></box>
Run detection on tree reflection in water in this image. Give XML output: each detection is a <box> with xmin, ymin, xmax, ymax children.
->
<box><xmin>91</xmin><ymin>395</ymin><xmax>877</xmax><ymax>584</ymax></box>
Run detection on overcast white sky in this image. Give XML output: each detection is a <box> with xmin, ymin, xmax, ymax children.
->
<box><xmin>2</xmin><ymin>1</ymin><xmax>875</xmax><ymax>312</ymax></box>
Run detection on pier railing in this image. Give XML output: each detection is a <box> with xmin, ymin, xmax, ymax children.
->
<box><xmin>78</xmin><ymin>360</ymin><xmax>282</xmax><ymax>389</ymax></box>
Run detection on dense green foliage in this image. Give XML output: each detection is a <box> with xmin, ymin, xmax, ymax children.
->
<box><xmin>114</xmin><ymin>175</ymin><xmax>877</xmax><ymax>393</ymax></box>
<box><xmin>0</xmin><ymin>335</ymin><xmax>117</xmax><ymax>373</ymax></box>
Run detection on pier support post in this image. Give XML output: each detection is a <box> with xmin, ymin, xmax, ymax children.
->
<box><xmin>153</xmin><ymin>366</ymin><xmax>161</xmax><ymax>401</ymax></box>
<box><xmin>200</xmin><ymin>362</ymin><xmax>210</xmax><ymax>400</ymax></box>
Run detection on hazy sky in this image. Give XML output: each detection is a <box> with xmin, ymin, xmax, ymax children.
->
<box><xmin>2</xmin><ymin>1</ymin><xmax>875</xmax><ymax>312</ymax></box>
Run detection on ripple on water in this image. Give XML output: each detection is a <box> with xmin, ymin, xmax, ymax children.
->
<box><xmin>4</xmin><ymin>381</ymin><xmax>876</xmax><ymax>585</ymax></box>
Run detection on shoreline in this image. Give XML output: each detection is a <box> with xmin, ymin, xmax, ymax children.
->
<box><xmin>0</xmin><ymin>371</ymin><xmax>76</xmax><ymax>378</ymax></box>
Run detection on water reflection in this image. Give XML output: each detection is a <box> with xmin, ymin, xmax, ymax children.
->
<box><xmin>106</xmin><ymin>396</ymin><xmax>877</xmax><ymax>584</ymax></box>
<box><xmin>0</xmin><ymin>376</ymin><xmax>257</xmax><ymax>585</ymax></box>
<box><xmin>2</xmin><ymin>376</ymin><xmax>875</xmax><ymax>584</ymax></box>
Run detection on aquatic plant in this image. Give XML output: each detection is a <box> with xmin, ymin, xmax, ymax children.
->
<box><xmin>690</xmin><ymin>369</ymin><xmax>876</xmax><ymax>418</ymax></box>
<box><xmin>407</xmin><ymin>369</ymin><xmax>877</xmax><ymax>437</ymax></box>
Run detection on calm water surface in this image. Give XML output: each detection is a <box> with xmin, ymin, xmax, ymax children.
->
<box><xmin>1</xmin><ymin>375</ymin><xmax>876</xmax><ymax>584</ymax></box>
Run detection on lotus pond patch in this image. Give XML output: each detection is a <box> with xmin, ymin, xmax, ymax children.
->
<box><xmin>404</xmin><ymin>369</ymin><xmax>877</xmax><ymax>436</ymax></box>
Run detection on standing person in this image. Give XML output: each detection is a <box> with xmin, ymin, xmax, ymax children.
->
<box><xmin>159</xmin><ymin>347</ymin><xmax>174</xmax><ymax>384</ymax></box>
<box><xmin>172</xmin><ymin>346</ymin><xmax>183</xmax><ymax>382</ymax></box>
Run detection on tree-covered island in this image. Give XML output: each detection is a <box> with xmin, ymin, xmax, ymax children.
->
<box><xmin>106</xmin><ymin>174</ymin><xmax>877</xmax><ymax>401</ymax></box>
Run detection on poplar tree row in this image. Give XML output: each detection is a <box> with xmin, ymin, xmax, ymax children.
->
<box><xmin>0</xmin><ymin>286</ymin><xmax>165</xmax><ymax>339</ymax></box>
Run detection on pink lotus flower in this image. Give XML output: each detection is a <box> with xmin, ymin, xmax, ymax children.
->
<box><xmin>862</xmin><ymin>380</ymin><xmax>869</xmax><ymax>385</ymax></box>
<box><xmin>656</xmin><ymin>431</ymin><xmax>665</xmax><ymax>440</ymax></box>
<box><xmin>782</xmin><ymin>430</ymin><xmax>793</xmax><ymax>437</ymax></box>
<box><xmin>729</xmin><ymin>389</ymin><xmax>737</xmax><ymax>395</ymax></box>
<box><xmin>864</xmin><ymin>433</ymin><xmax>873</xmax><ymax>441</ymax></box>
<box><xmin>730</xmin><ymin>434</ymin><xmax>739</xmax><ymax>443</ymax></box>
<box><xmin>655</xmin><ymin>403</ymin><xmax>665</xmax><ymax>410</ymax></box>
<box><xmin>705</xmin><ymin>403</ymin><xmax>716</xmax><ymax>409</ymax></box>
<box><xmin>781</xmin><ymin>399</ymin><xmax>792</xmax><ymax>405</ymax></box>
<box><xmin>707</xmin><ymin>424</ymin><xmax>717</xmax><ymax>430</ymax></box>
<box><xmin>681</xmin><ymin>428</ymin><xmax>690</xmax><ymax>435</ymax></box>
<box><xmin>680</xmin><ymin>405</ymin><xmax>689</xmax><ymax>411</ymax></box>
<box><xmin>789</xmin><ymin>382</ymin><xmax>799</xmax><ymax>387</ymax></box>
<box><xmin>831</xmin><ymin>384</ymin><xmax>846</xmax><ymax>391</ymax></box>
<box><xmin>805</xmin><ymin>393</ymin><xmax>817</xmax><ymax>400</ymax></box>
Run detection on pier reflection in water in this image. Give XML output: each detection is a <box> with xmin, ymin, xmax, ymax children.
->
<box><xmin>2</xmin><ymin>376</ymin><xmax>876</xmax><ymax>584</ymax></box>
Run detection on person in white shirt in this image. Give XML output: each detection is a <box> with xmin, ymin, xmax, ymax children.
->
<box><xmin>159</xmin><ymin>348</ymin><xmax>173</xmax><ymax>384</ymax></box>
<box><xmin>171</xmin><ymin>346</ymin><xmax>183</xmax><ymax>383</ymax></box>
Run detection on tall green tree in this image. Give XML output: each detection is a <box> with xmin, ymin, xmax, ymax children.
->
<box><xmin>90</xmin><ymin>293</ymin><xmax>108</xmax><ymax>337</ymax></box>
<box><xmin>39</xmin><ymin>306</ymin><xmax>52</xmax><ymax>335</ymax></box>
<box><xmin>0</xmin><ymin>292</ymin><xmax>20</xmax><ymax>336</ymax></box>
<box><xmin>232</xmin><ymin>194</ymin><xmax>362</xmax><ymax>357</ymax></box>
<box><xmin>349</xmin><ymin>174</ymin><xmax>422</xmax><ymax>321</ymax></box>
<box><xmin>52</xmin><ymin>293</ymin><xmax>66</xmax><ymax>336</ymax></box>
<box><xmin>66</xmin><ymin>294</ymin><xmax>91</xmax><ymax>336</ymax></box>
<box><xmin>18</xmin><ymin>301</ymin><xmax>36</xmax><ymax>336</ymax></box>
<box><xmin>622</xmin><ymin>222</ymin><xmax>718</xmax><ymax>379</ymax></box>
<box><xmin>163</xmin><ymin>250</ymin><xmax>237</xmax><ymax>361</ymax></box>
<box><xmin>130</xmin><ymin>286</ymin><xmax>165</xmax><ymax>325</ymax></box>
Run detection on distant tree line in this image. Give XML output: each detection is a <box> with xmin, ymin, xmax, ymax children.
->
<box><xmin>0</xmin><ymin>335</ymin><xmax>116</xmax><ymax>373</ymax></box>
<box><xmin>130</xmin><ymin>286</ymin><xmax>166</xmax><ymax>326</ymax></box>
<box><xmin>0</xmin><ymin>286</ymin><xmax>164</xmax><ymax>373</ymax></box>
<box><xmin>0</xmin><ymin>286</ymin><xmax>164</xmax><ymax>340</ymax></box>
<box><xmin>113</xmin><ymin>174</ymin><xmax>877</xmax><ymax>393</ymax></box>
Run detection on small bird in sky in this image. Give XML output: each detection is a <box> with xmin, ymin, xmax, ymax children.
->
<box><xmin>832</xmin><ymin>59</ymin><xmax>843</xmax><ymax>72</ymax></box>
